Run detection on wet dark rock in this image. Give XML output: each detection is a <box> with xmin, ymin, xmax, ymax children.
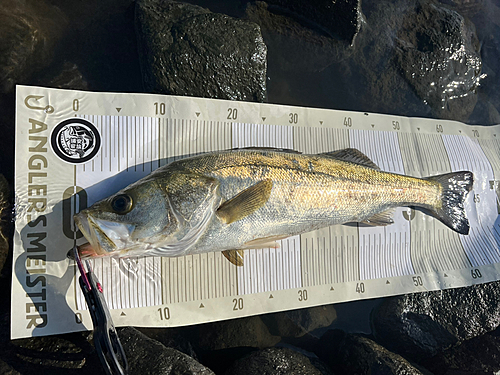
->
<box><xmin>263</xmin><ymin>0</ymin><xmax>362</xmax><ymax>44</ymax></box>
<box><xmin>0</xmin><ymin>174</ymin><xmax>9</xmax><ymax>276</ymax></box>
<box><xmin>3</xmin><ymin>330</ymin><xmax>103</xmax><ymax>374</ymax></box>
<box><xmin>35</xmin><ymin>62</ymin><xmax>89</xmax><ymax>91</ymax></box>
<box><xmin>422</xmin><ymin>333</ymin><xmax>500</xmax><ymax>375</ymax></box>
<box><xmin>261</xmin><ymin>305</ymin><xmax>337</xmax><ymax>338</ymax></box>
<box><xmin>438</xmin><ymin>0</ymin><xmax>487</xmax><ymax>18</ymax></box>
<box><xmin>135</xmin><ymin>0</ymin><xmax>267</xmax><ymax>101</ymax></box>
<box><xmin>395</xmin><ymin>0</ymin><xmax>483</xmax><ymax>121</ymax></box>
<box><xmin>467</xmin><ymin>4</ymin><xmax>500</xmax><ymax>125</ymax></box>
<box><xmin>0</xmin><ymin>358</ymin><xmax>20</xmax><ymax>375</ymax></box>
<box><xmin>372</xmin><ymin>282</ymin><xmax>500</xmax><ymax>361</ymax></box>
<box><xmin>315</xmin><ymin>329</ymin><xmax>426</xmax><ymax>375</ymax></box>
<box><xmin>137</xmin><ymin>326</ymin><xmax>199</xmax><ymax>360</ymax></box>
<box><xmin>224</xmin><ymin>347</ymin><xmax>326</xmax><ymax>375</ymax></box>
<box><xmin>0</xmin><ymin>0</ymin><xmax>67</xmax><ymax>94</ymax></box>
<box><xmin>302</xmin><ymin>0</ymin><xmax>484</xmax><ymax>122</ymax></box>
<box><xmin>119</xmin><ymin>326</ymin><xmax>215</xmax><ymax>375</ymax></box>
<box><xmin>197</xmin><ymin>316</ymin><xmax>281</xmax><ymax>350</ymax></box>
<box><xmin>245</xmin><ymin>1</ymin><xmax>351</xmax><ymax>73</ymax></box>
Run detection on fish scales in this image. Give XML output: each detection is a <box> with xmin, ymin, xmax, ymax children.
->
<box><xmin>171</xmin><ymin>151</ymin><xmax>440</xmax><ymax>254</ymax></box>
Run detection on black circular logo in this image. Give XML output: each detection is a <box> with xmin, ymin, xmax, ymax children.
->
<box><xmin>51</xmin><ymin>118</ymin><xmax>101</xmax><ymax>163</ymax></box>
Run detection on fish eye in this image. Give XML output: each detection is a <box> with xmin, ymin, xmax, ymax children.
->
<box><xmin>111</xmin><ymin>194</ymin><xmax>133</xmax><ymax>214</ymax></box>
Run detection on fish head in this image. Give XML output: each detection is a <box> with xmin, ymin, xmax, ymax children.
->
<box><xmin>73</xmin><ymin>172</ymin><xmax>220</xmax><ymax>259</ymax></box>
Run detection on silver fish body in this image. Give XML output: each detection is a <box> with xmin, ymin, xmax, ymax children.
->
<box><xmin>74</xmin><ymin>148</ymin><xmax>473</xmax><ymax>262</ymax></box>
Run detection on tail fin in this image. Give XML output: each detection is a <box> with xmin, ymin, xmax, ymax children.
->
<box><xmin>425</xmin><ymin>171</ymin><xmax>474</xmax><ymax>235</ymax></box>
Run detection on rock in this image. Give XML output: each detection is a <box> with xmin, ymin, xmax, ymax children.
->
<box><xmin>306</xmin><ymin>0</ymin><xmax>484</xmax><ymax>122</ymax></box>
<box><xmin>468</xmin><ymin>95</ymin><xmax>500</xmax><ymax>125</ymax></box>
<box><xmin>197</xmin><ymin>316</ymin><xmax>281</xmax><ymax>350</ymax></box>
<box><xmin>261</xmin><ymin>305</ymin><xmax>337</xmax><ymax>338</ymax></box>
<box><xmin>135</xmin><ymin>0</ymin><xmax>267</xmax><ymax>101</ymax></box>
<box><xmin>439</xmin><ymin>0</ymin><xmax>487</xmax><ymax>18</ymax></box>
<box><xmin>245</xmin><ymin>1</ymin><xmax>351</xmax><ymax>73</ymax></box>
<box><xmin>137</xmin><ymin>326</ymin><xmax>199</xmax><ymax>360</ymax></box>
<box><xmin>315</xmin><ymin>329</ymin><xmax>426</xmax><ymax>375</ymax></box>
<box><xmin>0</xmin><ymin>358</ymin><xmax>20</xmax><ymax>375</ymax></box>
<box><xmin>224</xmin><ymin>347</ymin><xmax>326</xmax><ymax>375</ymax></box>
<box><xmin>467</xmin><ymin>7</ymin><xmax>500</xmax><ymax>125</ymax></box>
<box><xmin>422</xmin><ymin>333</ymin><xmax>500</xmax><ymax>375</ymax></box>
<box><xmin>0</xmin><ymin>174</ymin><xmax>9</xmax><ymax>277</ymax></box>
<box><xmin>372</xmin><ymin>283</ymin><xmax>500</xmax><ymax>361</ymax></box>
<box><xmin>0</xmin><ymin>0</ymin><xmax>67</xmax><ymax>94</ymax></box>
<box><xmin>119</xmin><ymin>326</ymin><xmax>215</xmax><ymax>375</ymax></box>
<box><xmin>4</xmin><ymin>330</ymin><xmax>103</xmax><ymax>373</ymax></box>
<box><xmin>263</xmin><ymin>0</ymin><xmax>362</xmax><ymax>44</ymax></box>
<box><xmin>35</xmin><ymin>62</ymin><xmax>89</xmax><ymax>91</ymax></box>
<box><xmin>395</xmin><ymin>0</ymin><xmax>483</xmax><ymax>122</ymax></box>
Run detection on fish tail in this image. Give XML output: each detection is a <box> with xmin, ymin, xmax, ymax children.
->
<box><xmin>425</xmin><ymin>171</ymin><xmax>474</xmax><ymax>235</ymax></box>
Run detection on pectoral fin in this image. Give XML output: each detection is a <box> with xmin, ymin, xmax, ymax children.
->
<box><xmin>216</xmin><ymin>179</ymin><xmax>273</xmax><ymax>224</ymax></box>
<box><xmin>360</xmin><ymin>208</ymin><xmax>395</xmax><ymax>226</ymax></box>
<box><xmin>222</xmin><ymin>250</ymin><xmax>245</xmax><ymax>266</ymax></box>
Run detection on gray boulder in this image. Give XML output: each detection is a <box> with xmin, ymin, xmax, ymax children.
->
<box><xmin>135</xmin><ymin>0</ymin><xmax>267</xmax><ymax>101</ymax></box>
<box><xmin>314</xmin><ymin>0</ymin><xmax>484</xmax><ymax>122</ymax></box>
<box><xmin>0</xmin><ymin>0</ymin><xmax>67</xmax><ymax>94</ymax></box>
<box><xmin>119</xmin><ymin>326</ymin><xmax>215</xmax><ymax>375</ymax></box>
<box><xmin>315</xmin><ymin>329</ymin><xmax>427</xmax><ymax>375</ymax></box>
<box><xmin>395</xmin><ymin>0</ymin><xmax>483</xmax><ymax>121</ymax></box>
<box><xmin>197</xmin><ymin>316</ymin><xmax>281</xmax><ymax>350</ymax></box>
<box><xmin>245</xmin><ymin>1</ymin><xmax>352</xmax><ymax>74</ymax></box>
<box><xmin>224</xmin><ymin>347</ymin><xmax>327</xmax><ymax>375</ymax></box>
<box><xmin>372</xmin><ymin>283</ymin><xmax>500</xmax><ymax>361</ymax></box>
<box><xmin>263</xmin><ymin>0</ymin><xmax>362</xmax><ymax>44</ymax></box>
<box><xmin>422</xmin><ymin>332</ymin><xmax>500</xmax><ymax>374</ymax></box>
<box><xmin>262</xmin><ymin>305</ymin><xmax>337</xmax><ymax>338</ymax></box>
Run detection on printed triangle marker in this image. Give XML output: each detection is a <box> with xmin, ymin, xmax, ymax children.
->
<box><xmin>269</xmin><ymin>294</ymin><xmax>273</xmax><ymax>299</ymax></box>
<box><xmin>417</xmin><ymin>128</ymin><xmax>420</xmax><ymax>131</ymax></box>
<box><xmin>195</xmin><ymin>112</ymin><xmax>200</xmax><ymax>117</ymax></box>
<box><xmin>371</xmin><ymin>124</ymin><xmax>375</xmax><ymax>128</ymax></box>
<box><xmin>120</xmin><ymin>312</ymin><xmax>126</xmax><ymax>316</ymax></box>
<box><xmin>330</xmin><ymin>287</ymin><xmax>334</xmax><ymax>291</ymax></box>
<box><xmin>319</xmin><ymin>121</ymin><xmax>323</xmax><ymax>125</ymax></box>
<box><xmin>386</xmin><ymin>280</ymin><xmax>390</xmax><ymax>284</ymax></box>
<box><xmin>262</xmin><ymin>117</ymin><xmax>266</xmax><ymax>121</ymax></box>
<box><xmin>116</xmin><ymin>108</ymin><xmax>122</xmax><ymax>113</ymax></box>
<box><xmin>444</xmin><ymin>273</ymin><xmax>448</xmax><ymax>277</ymax></box>
<box><xmin>199</xmin><ymin>303</ymin><xmax>205</xmax><ymax>308</ymax></box>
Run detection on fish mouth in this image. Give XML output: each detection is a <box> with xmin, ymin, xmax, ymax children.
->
<box><xmin>72</xmin><ymin>212</ymin><xmax>136</xmax><ymax>259</ymax></box>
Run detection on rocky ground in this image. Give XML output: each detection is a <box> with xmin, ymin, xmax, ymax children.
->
<box><xmin>1</xmin><ymin>0</ymin><xmax>500</xmax><ymax>374</ymax></box>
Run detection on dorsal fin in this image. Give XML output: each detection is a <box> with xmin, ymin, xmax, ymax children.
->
<box><xmin>320</xmin><ymin>148</ymin><xmax>380</xmax><ymax>170</ymax></box>
<box><xmin>216</xmin><ymin>179</ymin><xmax>273</xmax><ymax>224</ymax></box>
<box><xmin>235</xmin><ymin>147</ymin><xmax>302</xmax><ymax>154</ymax></box>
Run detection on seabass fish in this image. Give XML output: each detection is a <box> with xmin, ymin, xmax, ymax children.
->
<box><xmin>73</xmin><ymin>148</ymin><xmax>473</xmax><ymax>265</ymax></box>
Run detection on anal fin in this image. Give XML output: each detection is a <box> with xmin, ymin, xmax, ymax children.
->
<box><xmin>360</xmin><ymin>208</ymin><xmax>395</xmax><ymax>226</ymax></box>
<box><xmin>222</xmin><ymin>250</ymin><xmax>245</xmax><ymax>267</ymax></box>
<box><xmin>243</xmin><ymin>235</ymin><xmax>288</xmax><ymax>249</ymax></box>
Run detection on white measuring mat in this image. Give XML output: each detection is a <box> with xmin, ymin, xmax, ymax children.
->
<box><xmin>12</xmin><ymin>85</ymin><xmax>500</xmax><ymax>338</ymax></box>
